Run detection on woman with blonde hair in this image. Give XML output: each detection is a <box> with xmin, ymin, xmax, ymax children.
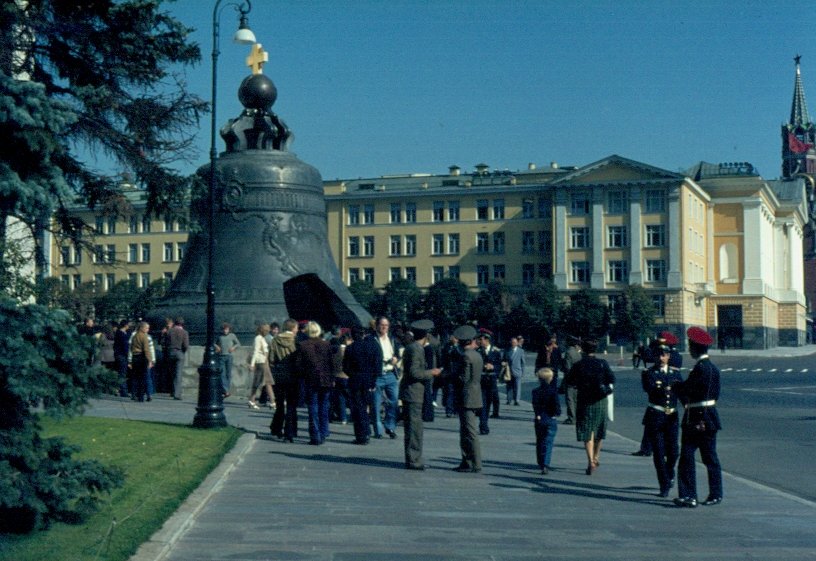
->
<box><xmin>248</xmin><ymin>323</ymin><xmax>275</xmax><ymax>409</ymax></box>
<box><xmin>295</xmin><ymin>321</ymin><xmax>334</xmax><ymax>445</ymax></box>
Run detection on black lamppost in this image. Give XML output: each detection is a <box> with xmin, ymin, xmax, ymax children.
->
<box><xmin>193</xmin><ymin>0</ymin><xmax>256</xmax><ymax>428</ymax></box>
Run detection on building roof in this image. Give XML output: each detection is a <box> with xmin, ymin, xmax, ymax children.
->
<box><xmin>791</xmin><ymin>55</ymin><xmax>811</xmax><ymax>127</ymax></box>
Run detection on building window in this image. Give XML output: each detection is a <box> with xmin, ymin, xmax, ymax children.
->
<box><xmin>476</xmin><ymin>199</ymin><xmax>489</xmax><ymax>220</ymax></box>
<box><xmin>129</xmin><ymin>215</ymin><xmax>138</xmax><ymax>234</ymax></box>
<box><xmin>390</xmin><ymin>203</ymin><xmax>401</xmax><ymax>224</ymax></box>
<box><xmin>607</xmin><ymin>225</ymin><xmax>628</xmax><ymax>248</ymax></box>
<box><xmin>363</xmin><ymin>236</ymin><xmax>375</xmax><ymax>256</ymax></box>
<box><xmin>363</xmin><ymin>204</ymin><xmax>375</xmax><ymax>224</ymax></box>
<box><xmin>522</xmin><ymin>264</ymin><xmax>535</xmax><ymax>286</ymax></box>
<box><xmin>141</xmin><ymin>243</ymin><xmax>150</xmax><ymax>263</ymax></box>
<box><xmin>95</xmin><ymin>216</ymin><xmax>104</xmax><ymax>234</ymax></box>
<box><xmin>607</xmin><ymin>294</ymin><xmax>621</xmax><ymax>314</ymax></box>
<box><xmin>106</xmin><ymin>244</ymin><xmax>116</xmax><ymax>263</ymax></box>
<box><xmin>432</xmin><ymin>234</ymin><xmax>444</xmax><ymax>255</ymax></box>
<box><xmin>106</xmin><ymin>273</ymin><xmax>115</xmax><ymax>290</ymax></box>
<box><xmin>493</xmin><ymin>199</ymin><xmax>505</xmax><ymax>220</ymax></box>
<box><xmin>164</xmin><ymin>242</ymin><xmax>173</xmax><ymax>262</ymax></box>
<box><xmin>571</xmin><ymin>261</ymin><xmax>590</xmax><ymax>283</ymax></box>
<box><xmin>538</xmin><ymin>231</ymin><xmax>551</xmax><ymax>254</ymax></box>
<box><xmin>433</xmin><ymin>266</ymin><xmax>444</xmax><ymax>283</ymax></box>
<box><xmin>433</xmin><ymin>201</ymin><xmax>445</xmax><ymax>222</ymax></box>
<box><xmin>476</xmin><ymin>232</ymin><xmax>489</xmax><ymax>253</ymax></box>
<box><xmin>390</xmin><ymin>235</ymin><xmax>401</xmax><ymax>256</ymax></box>
<box><xmin>140</xmin><ymin>272</ymin><xmax>150</xmax><ymax>288</ymax></box>
<box><xmin>522</xmin><ymin>231</ymin><xmax>535</xmax><ymax>254</ymax></box>
<box><xmin>94</xmin><ymin>244</ymin><xmax>104</xmax><ymax>263</ymax></box>
<box><xmin>348</xmin><ymin>236</ymin><xmax>360</xmax><ymax>257</ymax></box>
<box><xmin>363</xmin><ymin>268</ymin><xmax>374</xmax><ymax>284</ymax></box>
<box><xmin>570</xmin><ymin>227</ymin><xmax>590</xmax><ymax>249</ymax></box>
<box><xmin>106</xmin><ymin>217</ymin><xmax>116</xmax><ymax>235</ymax></box>
<box><xmin>607</xmin><ymin>191</ymin><xmax>628</xmax><ymax>214</ymax></box>
<box><xmin>447</xmin><ymin>233</ymin><xmax>459</xmax><ymax>254</ymax></box>
<box><xmin>608</xmin><ymin>260</ymin><xmax>628</xmax><ymax>283</ymax></box>
<box><xmin>493</xmin><ymin>264</ymin><xmax>505</xmax><ymax>281</ymax></box>
<box><xmin>59</xmin><ymin>246</ymin><xmax>69</xmax><ymax>265</ymax></box>
<box><xmin>73</xmin><ymin>274</ymin><xmax>81</xmax><ymax>289</ymax></box>
<box><xmin>405</xmin><ymin>235</ymin><xmax>416</xmax><ymax>256</ymax></box>
<box><xmin>522</xmin><ymin>199</ymin><xmax>535</xmax><ymax>219</ymax></box>
<box><xmin>448</xmin><ymin>201</ymin><xmax>460</xmax><ymax>222</ymax></box>
<box><xmin>448</xmin><ymin>265</ymin><xmax>460</xmax><ymax>279</ymax></box>
<box><xmin>652</xmin><ymin>295</ymin><xmax>666</xmax><ymax>317</ymax></box>
<box><xmin>348</xmin><ymin>268</ymin><xmax>360</xmax><ymax>284</ymax></box>
<box><xmin>164</xmin><ymin>217</ymin><xmax>174</xmax><ymax>232</ymax></box>
<box><xmin>61</xmin><ymin>274</ymin><xmax>69</xmax><ymax>287</ymax></box>
<box><xmin>645</xmin><ymin>224</ymin><xmax>665</xmax><ymax>247</ymax></box>
<box><xmin>645</xmin><ymin>189</ymin><xmax>665</xmax><ymax>213</ymax></box>
<box><xmin>492</xmin><ymin>232</ymin><xmax>505</xmax><ymax>254</ymax></box>
<box><xmin>390</xmin><ymin>267</ymin><xmax>401</xmax><ymax>282</ymax></box>
<box><xmin>142</xmin><ymin>215</ymin><xmax>151</xmax><ymax>233</ymax></box>
<box><xmin>405</xmin><ymin>267</ymin><xmax>416</xmax><ymax>284</ymax></box>
<box><xmin>570</xmin><ymin>193</ymin><xmax>590</xmax><ymax>216</ymax></box>
<box><xmin>646</xmin><ymin>259</ymin><xmax>666</xmax><ymax>282</ymax></box>
<box><xmin>405</xmin><ymin>202</ymin><xmax>417</xmax><ymax>223</ymax></box>
<box><xmin>128</xmin><ymin>273</ymin><xmax>137</xmax><ymax>286</ymax></box>
<box><xmin>348</xmin><ymin>205</ymin><xmax>360</xmax><ymax>225</ymax></box>
<box><xmin>128</xmin><ymin>243</ymin><xmax>137</xmax><ymax>263</ymax></box>
<box><xmin>476</xmin><ymin>264</ymin><xmax>489</xmax><ymax>286</ymax></box>
<box><xmin>538</xmin><ymin>197</ymin><xmax>552</xmax><ymax>218</ymax></box>
<box><xmin>176</xmin><ymin>242</ymin><xmax>186</xmax><ymax>261</ymax></box>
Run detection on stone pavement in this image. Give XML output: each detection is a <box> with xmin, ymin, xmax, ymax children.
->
<box><xmin>81</xmin><ymin>378</ymin><xmax>816</xmax><ymax>561</ymax></box>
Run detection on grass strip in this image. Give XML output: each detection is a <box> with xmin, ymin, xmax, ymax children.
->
<box><xmin>0</xmin><ymin>416</ymin><xmax>241</xmax><ymax>561</ymax></box>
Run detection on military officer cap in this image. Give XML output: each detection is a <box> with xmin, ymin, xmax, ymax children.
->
<box><xmin>410</xmin><ymin>319</ymin><xmax>434</xmax><ymax>338</ymax></box>
<box><xmin>687</xmin><ymin>326</ymin><xmax>713</xmax><ymax>347</ymax></box>
<box><xmin>659</xmin><ymin>331</ymin><xmax>679</xmax><ymax>346</ymax></box>
<box><xmin>453</xmin><ymin>325</ymin><xmax>478</xmax><ymax>342</ymax></box>
<box><xmin>478</xmin><ymin>327</ymin><xmax>493</xmax><ymax>340</ymax></box>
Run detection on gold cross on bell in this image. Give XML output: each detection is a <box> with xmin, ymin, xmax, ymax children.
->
<box><xmin>245</xmin><ymin>43</ymin><xmax>268</xmax><ymax>75</ymax></box>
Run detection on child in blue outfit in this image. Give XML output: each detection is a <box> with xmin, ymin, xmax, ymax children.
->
<box><xmin>532</xmin><ymin>367</ymin><xmax>561</xmax><ymax>474</ymax></box>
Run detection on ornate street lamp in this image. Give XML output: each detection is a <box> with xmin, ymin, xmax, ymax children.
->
<box><xmin>193</xmin><ymin>0</ymin><xmax>256</xmax><ymax>428</ymax></box>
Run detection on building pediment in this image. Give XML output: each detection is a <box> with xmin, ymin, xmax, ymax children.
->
<box><xmin>553</xmin><ymin>154</ymin><xmax>684</xmax><ymax>186</ymax></box>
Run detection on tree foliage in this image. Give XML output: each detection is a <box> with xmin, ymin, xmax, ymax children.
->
<box><xmin>381</xmin><ymin>278</ymin><xmax>422</xmax><ymax>326</ymax></box>
<box><xmin>612</xmin><ymin>284</ymin><xmax>656</xmax><ymax>347</ymax></box>
<box><xmin>424</xmin><ymin>278</ymin><xmax>471</xmax><ymax>338</ymax></box>
<box><xmin>0</xmin><ymin>0</ymin><xmax>206</xmax><ymax>270</ymax></box>
<box><xmin>561</xmin><ymin>288</ymin><xmax>609</xmax><ymax>341</ymax></box>
<box><xmin>0</xmin><ymin>298</ymin><xmax>122</xmax><ymax>533</ymax></box>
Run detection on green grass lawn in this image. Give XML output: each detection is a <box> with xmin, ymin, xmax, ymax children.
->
<box><xmin>0</xmin><ymin>416</ymin><xmax>241</xmax><ymax>561</ymax></box>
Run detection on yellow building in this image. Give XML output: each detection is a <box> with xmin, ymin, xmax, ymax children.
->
<box><xmin>48</xmin><ymin>155</ymin><xmax>809</xmax><ymax>348</ymax></box>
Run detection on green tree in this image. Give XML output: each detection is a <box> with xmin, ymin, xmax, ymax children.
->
<box><xmin>524</xmin><ymin>278</ymin><xmax>562</xmax><ymax>343</ymax></box>
<box><xmin>381</xmin><ymin>278</ymin><xmax>421</xmax><ymax>327</ymax></box>
<box><xmin>0</xmin><ymin>0</ymin><xmax>205</xmax><ymax>273</ymax></box>
<box><xmin>93</xmin><ymin>279</ymin><xmax>141</xmax><ymax>324</ymax></box>
<box><xmin>470</xmin><ymin>280</ymin><xmax>509</xmax><ymax>333</ymax></box>
<box><xmin>0</xmin><ymin>236</ymin><xmax>36</xmax><ymax>302</ymax></box>
<box><xmin>348</xmin><ymin>280</ymin><xmax>379</xmax><ymax>315</ymax></box>
<box><xmin>561</xmin><ymin>288</ymin><xmax>609</xmax><ymax>341</ymax></box>
<box><xmin>424</xmin><ymin>278</ymin><xmax>471</xmax><ymax>337</ymax></box>
<box><xmin>613</xmin><ymin>284</ymin><xmax>656</xmax><ymax>348</ymax></box>
<box><xmin>0</xmin><ymin>298</ymin><xmax>122</xmax><ymax>533</ymax></box>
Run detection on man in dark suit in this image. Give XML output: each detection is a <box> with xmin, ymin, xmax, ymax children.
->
<box><xmin>452</xmin><ymin>325</ymin><xmax>484</xmax><ymax>473</ymax></box>
<box><xmin>398</xmin><ymin>320</ymin><xmax>442</xmax><ymax>470</ymax></box>
<box><xmin>342</xmin><ymin>326</ymin><xmax>383</xmax><ymax>445</ymax></box>
<box><xmin>477</xmin><ymin>329</ymin><xmax>503</xmax><ymax>434</ymax></box>
<box><xmin>674</xmin><ymin>326</ymin><xmax>722</xmax><ymax>508</ymax></box>
<box><xmin>641</xmin><ymin>343</ymin><xmax>683</xmax><ymax>497</ymax></box>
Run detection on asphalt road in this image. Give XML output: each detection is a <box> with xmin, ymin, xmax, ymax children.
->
<box><xmin>521</xmin><ymin>351</ymin><xmax>816</xmax><ymax>503</ymax></box>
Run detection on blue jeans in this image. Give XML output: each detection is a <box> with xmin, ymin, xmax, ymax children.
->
<box><xmin>371</xmin><ymin>372</ymin><xmax>398</xmax><ymax>437</ymax></box>
<box><xmin>218</xmin><ymin>354</ymin><xmax>233</xmax><ymax>394</ymax></box>
<box><xmin>535</xmin><ymin>417</ymin><xmax>558</xmax><ymax>468</ymax></box>
<box><xmin>332</xmin><ymin>377</ymin><xmax>349</xmax><ymax>423</ymax></box>
<box><xmin>307</xmin><ymin>386</ymin><xmax>331</xmax><ymax>444</ymax></box>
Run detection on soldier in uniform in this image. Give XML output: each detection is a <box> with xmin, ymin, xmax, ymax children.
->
<box><xmin>398</xmin><ymin>320</ymin><xmax>441</xmax><ymax>470</ymax></box>
<box><xmin>641</xmin><ymin>343</ymin><xmax>683</xmax><ymax>497</ymax></box>
<box><xmin>674</xmin><ymin>326</ymin><xmax>723</xmax><ymax>508</ymax></box>
<box><xmin>477</xmin><ymin>329</ymin><xmax>503</xmax><ymax>434</ymax></box>
<box><xmin>451</xmin><ymin>325</ymin><xmax>484</xmax><ymax>473</ymax></box>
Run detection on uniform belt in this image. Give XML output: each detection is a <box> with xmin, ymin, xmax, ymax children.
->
<box><xmin>649</xmin><ymin>404</ymin><xmax>676</xmax><ymax>415</ymax></box>
<box><xmin>686</xmin><ymin>399</ymin><xmax>716</xmax><ymax>408</ymax></box>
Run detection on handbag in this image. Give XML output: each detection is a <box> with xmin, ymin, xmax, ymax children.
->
<box><xmin>501</xmin><ymin>363</ymin><xmax>512</xmax><ymax>382</ymax></box>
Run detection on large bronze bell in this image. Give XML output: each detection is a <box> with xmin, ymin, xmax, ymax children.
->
<box><xmin>150</xmin><ymin>73</ymin><xmax>370</xmax><ymax>343</ymax></box>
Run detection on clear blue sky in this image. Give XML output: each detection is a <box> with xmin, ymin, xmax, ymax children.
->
<box><xmin>167</xmin><ymin>0</ymin><xmax>816</xmax><ymax>182</ymax></box>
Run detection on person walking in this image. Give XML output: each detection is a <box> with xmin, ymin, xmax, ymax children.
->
<box><xmin>399</xmin><ymin>320</ymin><xmax>442</xmax><ymax>470</ymax></box>
<box><xmin>674</xmin><ymin>327</ymin><xmax>723</xmax><ymax>508</ymax></box>
<box><xmin>167</xmin><ymin>317</ymin><xmax>189</xmax><ymax>400</ymax></box>
<box><xmin>296</xmin><ymin>321</ymin><xmax>335</xmax><ymax>445</ymax></box>
<box><xmin>532</xmin><ymin>367</ymin><xmax>560</xmax><ymax>474</ymax></box>
<box><xmin>641</xmin><ymin>343</ymin><xmax>683</xmax><ymax>497</ymax></box>
<box><xmin>215</xmin><ymin>322</ymin><xmax>240</xmax><ymax>398</ymax></box>
<box><xmin>269</xmin><ymin>319</ymin><xmax>299</xmax><ymax>442</ymax></box>
<box><xmin>343</xmin><ymin>325</ymin><xmax>383</xmax><ymax>445</ymax></box>
<box><xmin>248</xmin><ymin>324</ymin><xmax>274</xmax><ymax>410</ymax></box>
<box><xmin>564</xmin><ymin>339</ymin><xmax>615</xmax><ymax>475</ymax></box>
<box><xmin>452</xmin><ymin>325</ymin><xmax>484</xmax><ymax>473</ymax></box>
<box><xmin>372</xmin><ymin>316</ymin><xmax>402</xmax><ymax>439</ymax></box>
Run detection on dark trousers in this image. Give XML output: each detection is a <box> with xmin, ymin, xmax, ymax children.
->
<box><xmin>116</xmin><ymin>354</ymin><xmax>129</xmax><ymax>397</ymax></box>
<box><xmin>331</xmin><ymin>377</ymin><xmax>350</xmax><ymax>423</ymax></box>
<box><xmin>638</xmin><ymin>422</ymin><xmax>653</xmax><ymax>454</ymax></box>
<box><xmin>349</xmin><ymin>386</ymin><xmax>372</xmax><ymax>442</ymax></box>
<box><xmin>443</xmin><ymin>379</ymin><xmax>457</xmax><ymax>416</ymax></box>
<box><xmin>458</xmin><ymin>408</ymin><xmax>482</xmax><ymax>470</ymax></box>
<box><xmin>131</xmin><ymin>354</ymin><xmax>149</xmax><ymax>402</ymax></box>
<box><xmin>646</xmin><ymin>413</ymin><xmax>679</xmax><ymax>492</ymax></box>
<box><xmin>678</xmin><ymin>428</ymin><xmax>722</xmax><ymax>500</ymax></box>
<box><xmin>479</xmin><ymin>375</ymin><xmax>499</xmax><ymax>432</ymax></box>
<box><xmin>306</xmin><ymin>386</ymin><xmax>331</xmax><ymax>444</ymax></box>
<box><xmin>403</xmin><ymin>400</ymin><xmax>425</xmax><ymax>468</ymax></box>
<box><xmin>422</xmin><ymin>380</ymin><xmax>435</xmax><ymax>422</ymax></box>
<box><xmin>270</xmin><ymin>379</ymin><xmax>299</xmax><ymax>439</ymax></box>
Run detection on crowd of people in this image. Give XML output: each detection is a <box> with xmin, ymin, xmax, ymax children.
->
<box><xmin>80</xmin><ymin>314</ymin><xmax>723</xmax><ymax>508</ymax></box>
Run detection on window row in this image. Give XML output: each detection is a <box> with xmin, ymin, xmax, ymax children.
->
<box><xmin>569</xmin><ymin>224</ymin><xmax>666</xmax><ymax>249</ymax></box>
<box><xmin>569</xmin><ymin>259</ymin><xmax>667</xmax><ymax>284</ymax></box>
<box><xmin>60</xmin><ymin>271</ymin><xmax>173</xmax><ymax>291</ymax></box>
<box><xmin>348</xmin><ymin>197</ymin><xmax>557</xmax><ymax>225</ymax></box>
<box><xmin>569</xmin><ymin>189</ymin><xmax>666</xmax><ymax>216</ymax></box>
<box><xmin>93</xmin><ymin>215</ymin><xmax>187</xmax><ymax>235</ymax></box>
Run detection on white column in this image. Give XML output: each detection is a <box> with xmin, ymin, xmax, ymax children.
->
<box><xmin>666</xmin><ymin>186</ymin><xmax>682</xmax><ymax>289</ymax></box>
<box><xmin>553</xmin><ymin>189</ymin><xmax>568</xmax><ymax>290</ymax></box>
<box><xmin>590</xmin><ymin>188</ymin><xmax>605</xmax><ymax>289</ymax></box>
<box><xmin>628</xmin><ymin>188</ymin><xmax>643</xmax><ymax>285</ymax></box>
<box><xmin>742</xmin><ymin>199</ymin><xmax>764</xmax><ymax>294</ymax></box>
